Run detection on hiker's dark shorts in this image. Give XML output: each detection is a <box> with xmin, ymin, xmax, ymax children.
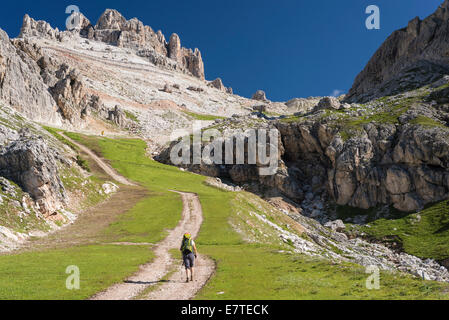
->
<box><xmin>183</xmin><ymin>252</ymin><xmax>195</xmax><ymax>269</ymax></box>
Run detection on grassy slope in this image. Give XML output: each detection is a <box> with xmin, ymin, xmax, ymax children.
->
<box><xmin>352</xmin><ymin>200</ymin><xmax>449</xmax><ymax>262</ymax></box>
<box><xmin>67</xmin><ymin>135</ymin><xmax>449</xmax><ymax>300</ymax></box>
<box><xmin>0</xmin><ymin>133</ymin><xmax>448</xmax><ymax>299</ymax></box>
<box><xmin>0</xmin><ymin>245</ymin><xmax>151</xmax><ymax>300</ymax></box>
<box><xmin>183</xmin><ymin>110</ymin><xmax>226</xmax><ymax>121</ymax></box>
<box><xmin>0</xmin><ymin>133</ymin><xmax>181</xmax><ymax>299</ymax></box>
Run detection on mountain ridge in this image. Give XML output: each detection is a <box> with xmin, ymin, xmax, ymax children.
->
<box><xmin>20</xmin><ymin>9</ymin><xmax>206</xmax><ymax>80</ymax></box>
<box><xmin>346</xmin><ymin>0</ymin><xmax>449</xmax><ymax>102</ymax></box>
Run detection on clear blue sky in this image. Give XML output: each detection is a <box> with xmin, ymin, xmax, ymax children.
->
<box><xmin>0</xmin><ymin>0</ymin><xmax>443</xmax><ymax>101</ymax></box>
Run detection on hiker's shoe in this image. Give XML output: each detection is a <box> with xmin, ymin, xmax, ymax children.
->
<box><xmin>186</xmin><ymin>279</ymin><xmax>189</xmax><ymax>283</ymax></box>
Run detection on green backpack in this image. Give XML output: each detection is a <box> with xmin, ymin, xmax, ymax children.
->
<box><xmin>181</xmin><ymin>236</ymin><xmax>194</xmax><ymax>254</ymax></box>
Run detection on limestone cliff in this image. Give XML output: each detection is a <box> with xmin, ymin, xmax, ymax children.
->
<box><xmin>346</xmin><ymin>0</ymin><xmax>449</xmax><ymax>103</ymax></box>
<box><xmin>19</xmin><ymin>9</ymin><xmax>206</xmax><ymax>80</ymax></box>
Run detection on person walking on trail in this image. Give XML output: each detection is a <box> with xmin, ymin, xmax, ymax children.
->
<box><xmin>180</xmin><ymin>233</ymin><xmax>198</xmax><ymax>283</ymax></box>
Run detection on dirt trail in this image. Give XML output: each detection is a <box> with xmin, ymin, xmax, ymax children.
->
<box><xmin>91</xmin><ymin>192</ymin><xmax>215</xmax><ymax>300</ymax></box>
<box><xmin>60</xmin><ymin>133</ymin><xmax>136</xmax><ymax>186</ymax></box>
<box><xmin>63</xmin><ymin>133</ymin><xmax>214</xmax><ymax>300</ymax></box>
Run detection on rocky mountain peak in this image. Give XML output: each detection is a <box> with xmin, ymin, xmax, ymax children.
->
<box><xmin>19</xmin><ymin>14</ymin><xmax>59</xmax><ymax>39</ymax></box>
<box><xmin>346</xmin><ymin>0</ymin><xmax>449</xmax><ymax>103</ymax></box>
<box><xmin>168</xmin><ymin>33</ymin><xmax>181</xmax><ymax>61</ymax></box>
<box><xmin>18</xmin><ymin>9</ymin><xmax>205</xmax><ymax>80</ymax></box>
<box><xmin>95</xmin><ymin>9</ymin><xmax>126</xmax><ymax>30</ymax></box>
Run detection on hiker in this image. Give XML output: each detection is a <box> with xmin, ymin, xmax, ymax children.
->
<box><xmin>180</xmin><ymin>233</ymin><xmax>198</xmax><ymax>283</ymax></box>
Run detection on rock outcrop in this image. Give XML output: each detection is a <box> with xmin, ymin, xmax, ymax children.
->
<box><xmin>19</xmin><ymin>9</ymin><xmax>206</xmax><ymax>80</ymax></box>
<box><xmin>50</xmin><ymin>66</ymin><xmax>88</xmax><ymax>125</ymax></box>
<box><xmin>346</xmin><ymin>0</ymin><xmax>449</xmax><ymax>103</ymax></box>
<box><xmin>107</xmin><ymin>105</ymin><xmax>128</xmax><ymax>127</ymax></box>
<box><xmin>19</xmin><ymin>14</ymin><xmax>59</xmax><ymax>40</ymax></box>
<box><xmin>252</xmin><ymin>90</ymin><xmax>268</xmax><ymax>102</ymax></box>
<box><xmin>0</xmin><ymin>129</ymin><xmax>66</xmax><ymax>215</ymax></box>
<box><xmin>94</xmin><ymin>9</ymin><xmax>168</xmax><ymax>56</ymax></box>
<box><xmin>315</xmin><ymin>97</ymin><xmax>342</xmax><ymax>111</ymax></box>
<box><xmin>285</xmin><ymin>97</ymin><xmax>320</xmax><ymax>114</ymax></box>
<box><xmin>0</xmin><ymin>28</ymin><xmax>62</xmax><ymax>125</ymax></box>
<box><xmin>208</xmin><ymin>78</ymin><xmax>233</xmax><ymax>93</ymax></box>
<box><xmin>159</xmin><ymin>105</ymin><xmax>449</xmax><ymax>215</ymax></box>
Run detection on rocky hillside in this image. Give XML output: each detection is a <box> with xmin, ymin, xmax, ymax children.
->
<box><xmin>0</xmin><ymin>29</ymin><xmax>62</xmax><ymax>125</ymax></box>
<box><xmin>0</xmin><ymin>105</ymin><xmax>118</xmax><ymax>251</ymax></box>
<box><xmin>158</xmin><ymin>1</ymin><xmax>449</xmax><ymax>222</ymax></box>
<box><xmin>159</xmin><ymin>87</ymin><xmax>449</xmax><ymax>218</ymax></box>
<box><xmin>20</xmin><ymin>10</ymin><xmax>206</xmax><ymax>80</ymax></box>
<box><xmin>155</xmin><ymin>2</ymin><xmax>449</xmax><ymax>281</ymax></box>
<box><xmin>346</xmin><ymin>0</ymin><xmax>449</xmax><ymax>103</ymax></box>
<box><xmin>0</xmin><ymin>3</ymin><xmax>448</xmax><ymax>286</ymax></box>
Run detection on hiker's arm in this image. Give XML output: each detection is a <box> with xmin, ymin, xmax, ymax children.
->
<box><xmin>193</xmin><ymin>243</ymin><xmax>198</xmax><ymax>256</ymax></box>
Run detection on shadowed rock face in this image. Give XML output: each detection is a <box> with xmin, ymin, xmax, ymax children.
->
<box><xmin>158</xmin><ymin>116</ymin><xmax>449</xmax><ymax>214</ymax></box>
<box><xmin>19</xmin><ymin>9</ymin><xmax>206</xmax><ymax>80</ymax></box>
<box><xmin>279</xmin><ymin>120</ymin><xmax>448</xmax><ymax>213</ymax></box>
<box><xmin>346</xmin><ymin>0</ymin><xmax>449</xmax><ymax>103</ymax></box>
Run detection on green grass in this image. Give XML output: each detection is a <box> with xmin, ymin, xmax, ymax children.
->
<box><xmin>355</xmin><ymin>200</ymin><xmax>449</xmax><ymax>262</ymax></box>
<box><xmin>318</xmin><ymin>95</ymin><xmax>422</xmax><ymax>141</ymax></box>
<box><xmin>59</xmin><ymin>166</ymin><xmax>106</xmax><ymax>209</ymax></box>
<box><xmin>183</xmin><ymin>110</ymin><xmax>226</xmax><ymax>121</ymax></box>
<box><xmin>105</xmin><ymin>192</ymin><xmax>182</xmax><ymax>243</ymax></box>
<box><xmin>337</xmin><ymin>102</ymin><xmax>411</xmax><ymax>141</ymax></box>
<box><xmin>196</xmin><ymin>246</ymin><xmax>448</xmax><ymax>300</ymax></box>
<box><xmin>279</xmin><ymin>115</ymin><xmax>305</xmax><ymax>123</ymax></box>
<box><xmin>124</xmin><ymin>110</ymin><xmax>139</xmax><ymax>123</ymax></box>
<box><xmin>0</xmin><ymin>245</ymin><xmax>152</xmax><ymax>300</ymax></box>
<box><xmin>1</xmin><ymin>133</ymin><xmax>448</xmax><ymax>299</ymax></box>
<box><xmin>0</xmin><ymin>180</ymin><xmax>50</xmax><ymax>234</ymax></box>
<box><xmin>72</xmin><ymin>135</ymin><xmax>448</xmax><ymax>300</ymax></box>
<box><xmin>0</xmin><ymin>135</ymin><xmax>184</xmax><ymax>299</ymax></box>
<box><xmin>64</xmin><ymin>132</ymin><xmax>184</xmax><ymax>245</ymax></box>
<box><xmin>42</xmin><ymin>126</ymin><xmax>79</xmax><ymax>151</ymax></box>
<box><xmin>409</xmin><ymin>116</ymin><xmax>448</xmax><ymax>129</ymax></box>
<box><xmin>76</xmin><ymin>155</ymin><xmax>90</xmax><ymax>172</ymax></box>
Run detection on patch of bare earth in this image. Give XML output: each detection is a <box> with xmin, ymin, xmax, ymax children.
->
<box><xmin>19</xmin><ymin>185</ymin><xmax>148</xmax><ymax>252</ymax></box>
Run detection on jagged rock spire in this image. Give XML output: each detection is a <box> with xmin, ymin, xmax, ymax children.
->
<box><xmin>19</xmin><ymin>14</ymin><xmax>58</xmax><ymax>39</ymax></box>
<box><xmin>18</xmin><ymin>9</ymin><xmax>206</xmax><ymax>80</ymax></box>
<box><xmin>95</xmin><ymin>9</ymin><xmax>126</xmax><ymax>30</ymax></box>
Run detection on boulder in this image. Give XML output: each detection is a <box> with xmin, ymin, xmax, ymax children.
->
<box><xmin>108</xmin><ymin>105</ymin><xmax>128</xmax><ymax>127</ymax></box>
<box><xmin>208</xmin><ymin>78</ymin><xmax>225</xmax><ymax>91</ymax></box>
<box><xmin>252</xmin><ymin>90</ymin><xmax>268</xmax><ymax>102</ymax></box>
<box><xmin>50</xmin><ymin>67</ymin><xmax>87</xmax><ymax>124</ymax></box>
<box><xmin>0</xmin><ymin>130</ymin><xmax>66</xmax><ymax>215</ymax></box>
<box><xmin>285</xmin><ymin>97</ymin><xmax>320</xmax><ymax>114</ymax></box>
<box><xmin>316</xmin><ymin>97</ymin><xmax>341</xmax><ymax>111</ymax></box>
<box><xmin>324</xmin><ymin>220</ymin><xmax>346</xmax><ymax>233</ymax></box>
<box><xmin>253</xmin><ymin>105</ymin><xmax>267</xmax><ymax>113</ymax></box>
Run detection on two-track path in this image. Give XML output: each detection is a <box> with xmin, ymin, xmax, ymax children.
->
<box><xmin>63</xmin><ymin>134</ymin><xmax>214</xmax><ymax>300</ymax></box>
